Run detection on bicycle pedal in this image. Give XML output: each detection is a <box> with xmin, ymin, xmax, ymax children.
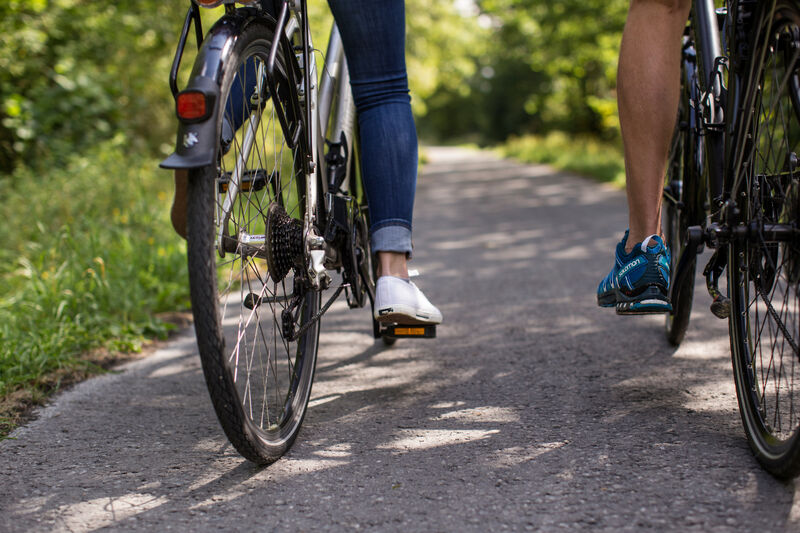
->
<box><xmin>710</xmin><ymin>295</ymin><xmax>731</xmax><ymax>319</ymax></box>
<box><xmin>382</xmin><ymin>324</ymin><xmax>436</xmax><ymax>339</ymax></box>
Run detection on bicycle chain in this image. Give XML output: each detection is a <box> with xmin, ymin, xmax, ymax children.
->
<box><xmin>284</xmin><ymin>284</ymin><xmax>345</xmax><ymax>342</ymax></box>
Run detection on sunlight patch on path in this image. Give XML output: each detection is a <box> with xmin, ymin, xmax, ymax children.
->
<box><xmin>378</xmin><ymin>429</ymin><xmax>500</xmax><ymax>451</ymax></box>
<box><xmin>486</xmin><ymin>441</ymin><xmax>569</xmax><ymax>468</ymax></box>
<box><xmin>433</xmin><ymin>406</ymin><xmax>519</xmax><ymax>423</ymax></box>
<box><xmin>35</xmin><ymin>493</ymin><xmax>170</xmax><ymax>532</ymax></box>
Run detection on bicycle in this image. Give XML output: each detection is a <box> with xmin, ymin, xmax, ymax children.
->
<box><xmin>161</xmin><ymin>0</ymin><xmax>435</xmax><ymax>465</ymax></box>
<box><xmin>663</xmin><ymin>0</ymin><xmax>800</xmax><ymax>477</ymax></box>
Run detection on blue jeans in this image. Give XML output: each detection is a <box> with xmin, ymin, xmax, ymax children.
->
<box><xmin>256</xmin><ymin>0</ymin><xmax>417</xmax><ymax>255</ymax></box>
<box><xmin>328</xmin><ymin>0</ymin><xmax>417</xmax><ymax>255</ymax></box>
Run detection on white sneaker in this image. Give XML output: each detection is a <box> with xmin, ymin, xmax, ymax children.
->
<box><xmin>374</xmin><ymin>276</ymin><xmax>443</xmax><ymax>325</ymax></box>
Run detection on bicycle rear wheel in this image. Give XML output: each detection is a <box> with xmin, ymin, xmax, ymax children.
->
<box><xmin>728</xmin><ymin>0</ymin><xmax>800</xmax><ymax>478</ymax></box>
<box><xmin>186</xmin><ymin>18</ymin><xmax>320</xmax><ymax>465</ymax></box>
<box><xmin>663</xmin><ymin>38</ymin><xmax>700</xmax><ymax>346</ymax></box>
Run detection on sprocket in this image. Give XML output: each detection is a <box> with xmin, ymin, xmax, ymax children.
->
<box><xmin>265</xmin><ymin>203</ymin><xmax>304</xmax><ymax>283</ymax></box>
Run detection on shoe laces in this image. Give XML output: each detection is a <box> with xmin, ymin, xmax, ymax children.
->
<box><xmin>640</xmin><ymin>234</ymin><xmax>662</xmax><ymax>253</ymax></box>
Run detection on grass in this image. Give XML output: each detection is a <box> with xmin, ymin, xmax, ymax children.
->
<box><xmin>0</xmin><ymin>135</ymin><xmax>190</xmax><ymax>437</ymax></box>
<box><xmin>498</xmin><ymin>132</ymin><xmax>626</xmax><ymax>188</ymax></box>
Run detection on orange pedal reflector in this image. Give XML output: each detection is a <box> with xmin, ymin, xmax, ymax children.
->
<box><xmin>383</xmin><ymin>325</ymin><xmax>436</xmax><ymax>338</ymax></box>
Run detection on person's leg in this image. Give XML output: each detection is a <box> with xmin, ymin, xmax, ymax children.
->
<box><xmin>618</xmin><ymin>0</ymin><xmax>691</xmax><ymax>252</ymax></box>
<box><xmin>597</xmin><ymin>0</ymin><xmax>690</xmax><ymax>314</ymax></box>
<box><xmin>329</xmin><ymin>0</ymin><xmax>441</xmax><ymax>324</ymax></box>
<box><xmin>327</xmin><ymin>0</ymin><xmax>416</xmax><ymax>266</ymax></box>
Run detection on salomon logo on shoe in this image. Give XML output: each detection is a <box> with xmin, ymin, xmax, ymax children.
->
<box><xmin>617</xmin><ymin>257</ymin><xmax>645</xmax><ymax>278</ymax></box>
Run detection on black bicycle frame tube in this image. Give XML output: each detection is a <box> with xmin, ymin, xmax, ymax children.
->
<box><xmin>694</xmin><ymin>0</ymin><xmax>723</xmax><ymax>92</ymax></box>
<box><xmin>723</xmin><ymin>0</ymin><xmax>774</xmax><ymax>200</ymax></box>
<box><xmin>169</xmin><ymin>5</ymin><xmax>204</xmax><ymax>99</ymax></box>
<box><xmin>693</xmin><ymin>0</ymin><xmax>727</xmax><ymax>210</ymax></box>
<box><xmin>668</xmin><ymin>38</ymin><xmax>706</xmax><ymax>303</ymax></box>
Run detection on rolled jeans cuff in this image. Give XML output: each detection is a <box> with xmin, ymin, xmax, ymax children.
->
<box><xmin>371</xmin><ymin>224</ymin><xmax>412</xmax><ymax>256</ymax></box>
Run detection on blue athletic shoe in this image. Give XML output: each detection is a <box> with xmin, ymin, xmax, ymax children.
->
<box><xmin>597</xmin><ymin>230</ymin><xmax>672</xmax><ymax>314</ymax></box>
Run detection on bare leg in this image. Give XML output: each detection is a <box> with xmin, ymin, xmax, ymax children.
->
<box><xmin>618</xmin><ymin>0</ymin><xmax>691</xmax><ymax>252</ymax></box>
<box><xmin>377</xmin><ymin>251</ymin><xmax>409</xmax><ymax>278</ymax></box>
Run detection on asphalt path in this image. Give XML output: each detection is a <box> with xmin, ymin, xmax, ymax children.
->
<box><xmin>2</xmin><ymin>147</ymin><xmax>799</xmax><ymax>532</ymax></box>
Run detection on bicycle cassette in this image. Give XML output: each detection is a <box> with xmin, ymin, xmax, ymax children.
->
<box><xmin>265</xmin><ymin>203</ymin><xmax>304</xmax><ymax>283</ymax></box>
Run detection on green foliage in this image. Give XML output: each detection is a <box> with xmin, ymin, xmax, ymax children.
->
<box><xmin>0</xmin><ymin>0</ymin><xmax>185</xmax><ymax>171</ymax></box>
<box><xmin>0</xmin><ymin>138</ymin><xmax>189</xmax><ymax>399</ymax></box>
<box><xmin>0</xmin><ymin>0</ymin><xmax>629</xmax><ymax>158</ymax></box>
<box><xmin>419</xmin><ymin>0</ymin><xmax>628</xmax><ymax>144</ymax></box>
<box><xmin>406</xmin><ymin>1</ymin><xmax>490</xmax><ymax>118</ymax></box>
<box><xmin>500</xmin><ymin>132</ymin><xmax>625</xmax><ymax>186</ymax></box>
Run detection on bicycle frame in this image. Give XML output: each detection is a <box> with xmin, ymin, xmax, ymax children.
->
<box><xmin>670</xmin><ymin>0</ymin><xmax>800</xmax><ymax>312</ymax></box>
<box><xmin>667</xmin><ymin>0</ymin><xmax>729</xmax><ymax>307</ymax></box>
<box><xmin>693</xmin><ymin>0</ymin><xmax>726</xmax><ymax>207</ymax></box>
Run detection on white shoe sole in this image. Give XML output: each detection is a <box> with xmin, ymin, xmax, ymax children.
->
<box><xmin>375</xmin><ymin>303</ymin><xmax>442</xmax><ymax>325</ymax></box>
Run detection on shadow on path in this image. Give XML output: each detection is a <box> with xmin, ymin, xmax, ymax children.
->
<box><xmin>1</xmin><ymin>147</ymin><xmax>797</xmax><ymax>532</ymax></box>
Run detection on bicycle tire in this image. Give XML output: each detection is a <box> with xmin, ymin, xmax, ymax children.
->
<box><xmin>663</xmin><ymin>41</ymin><xmax>699</xmax><ymax>346</ymax></box>
<box><xmin>728</xmin><ymin>0</ymin><xmax>800</xmax><ymax>478</ymax></box>
<box><xmin>186</xmin><ymin>17</ymin><xmax>320</xmax><ymax>465</ymax></box>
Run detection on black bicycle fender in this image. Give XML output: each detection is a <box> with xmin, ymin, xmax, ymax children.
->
<box><xmin>160</xmin><ymin>10</ymin><xmax>272</xmax><ymax>170</ymax></box>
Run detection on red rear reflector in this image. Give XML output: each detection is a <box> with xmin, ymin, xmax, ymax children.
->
<box><xmin>177</xmin><ymin>92</ymin><xmax>207</xmax><ymax>120</ymax></box>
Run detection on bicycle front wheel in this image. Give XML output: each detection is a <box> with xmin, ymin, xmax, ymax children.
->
<box><xmin>728</xmin><ymin>0</ymin><xmax>800</xmax><ymax>478</ymax></box>
<box><xmin>186</xmin><ymin>18</ymin><xmax>320</xmax><ymax>465</ymax></box>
